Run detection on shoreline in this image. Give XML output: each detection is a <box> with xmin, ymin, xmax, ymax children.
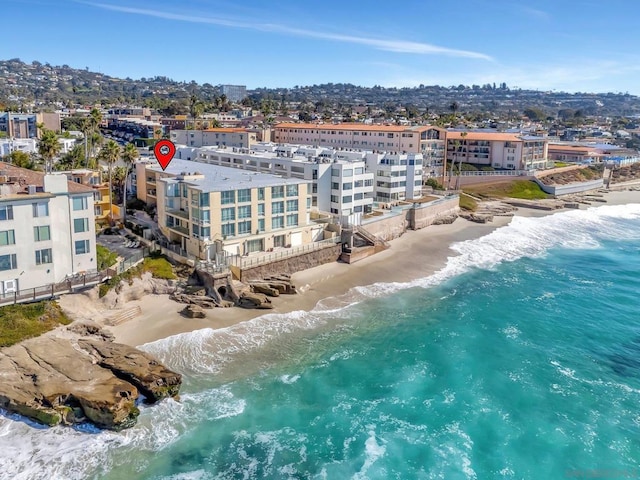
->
<box><xmin>73</xmin><ymin>189</ymin><xmax>640</xmax><ymax>348</ymax></box>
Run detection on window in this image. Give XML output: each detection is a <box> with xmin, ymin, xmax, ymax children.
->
<box><xmin>331</xmin><ymin>168</ymin><xmax>340</xmax><ymax>177</ymax></box>
<box><xmin>342</xmin><ymin>196</ymin><xmax>353</xmax><ymax>203</ymax></box>
<box><xmin>35</xmin><ymin>248</ymin><xmax>53</xmax><ymax>265</ymax></box>
<box><xmin>354</xmin><ymin>193</ymin><xmax>364</xmax><ymax>200</ymax></box>
<box><xmin>258</xmin><ymin>218</ymin><xmax>265</xmax><ymax>232</ymax></box>
<box><xmin>221</xmin><ymin>190</ymin><xmax>235</xmax><ymax>205</ymax></box>
<box><xmin>0</xmin><ymin>253</ymin><xmax>17</xmax><ymax>271</ymax></box>
<box><xmin>343</xmin><ymin>169</ymin><xmax>353</xmax><ymax>177</ymax></box>
<box><xmin>272</xmin><ymin>216</ymin><xmax>284</xmax><ymax>229</ymax></box>
<box><xmin>307</xmin><ymin>197</ymin><xmax>312</xmax><ymax>209</ymax></box>
<box><xmin>73</xmin><ymin>218</ymin><xmax>89</xmax><ymax>233</ymax></box>
<box><xmin>221</xmin><ymin>207</ymin><xmax>235</xmax><ymax>222</ymax></box>
<box><xmin>34</xmin><ymin>225</ymin><xmax>51</xmax><ymax>241</ymax></box>
<box><xmin>75</xmin><ymin>239</ymin><xmax>90</xmax><ymax>255</ymax></box>
<box><xmin>272</xmin><ymin>201</ymin><xmax>284</xmax><ymax>214</ymax></box>
<box><xmin>331</xmin><ymin>182</ymin><xmax>340</xmax><ymax>190</ymax></box>
<box><xmin>237</xmin><ymin>189</ymin><xmax>251</xmax><ymax>203</ymax></box>
<box><xmin>222</xmin><ymin>223</ymin><xmax>235</xmax><ymax>237</ymax></box>
<box><xmin>355</xmin><ymin>167</ymin><xmax>364</xmax><ymax>175</ymax></box>
<box><xmin>0</xmin><ymin>206</ymin><xmax>13</xmax><ymax>221</ymax></box>
<box><xmin>272</xmin><ymin>186</ymin><xmax>284</xmax><ymax>198</ymax></box>
<box><xmin>343</xmin><ymin>182</ymin><xmax>353</xmax><ymax>190</ymax></box>
<box><xmin>72</xmin><ymin>197</ymin><xmax>88</xmax><ymax>211</ymax></box>
<box><xmin>331</xmin><ymin>195</ymin><xmax>339</xmax><ymax>203</ymax></box>
<box><xmin>199</xmin><ymin>192</ymin><xmax>210</xmax><ymax>207</ymax></box>
<box><xmin>286</xmin><ymin>214</ymin><xmax>298</xmax><ymax>227</ymax></box>
<box><xmin>286</xmin><ymin>199</ymin><xmax>298</xmax><ymax>212</ymax></box>
<box><xmin>238</xmin><ymin>220</ymin><xmax>251</xmax><ymax>235</ymax></box>
<box><xmin>0</xmin><ymin>230</ymin><xmax>15</xmax><ymax>246</ymax></box>
<box><xmin>257</xmin><ymin>204</ymin><xmax>265</xmax><ymax>216</ymax></box>
<box><xmin>238</xmin><ymin>205</ymin><xmax>251</xmax><ymax>219</ymax></box>
<box><xmin>32</xmin><ymin>202</ymin><xmax>49</xmax><ymax>217</ymax></box>
<box><xmin>258</xmin><ymin>188</ymin><xmax>265</xmax><ymax>200</ymax></box>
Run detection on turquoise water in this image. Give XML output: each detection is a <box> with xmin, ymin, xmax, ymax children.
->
<box><xmin>2</xmin><ymin>204</ymin><xmax>640</xmax><ymax>479</ymax></box>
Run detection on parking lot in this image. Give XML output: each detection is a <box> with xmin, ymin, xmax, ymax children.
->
<box><xmin>97</xmin><ymin>230</ymin><xmax>145</xmax><ymax>260</ymax></box>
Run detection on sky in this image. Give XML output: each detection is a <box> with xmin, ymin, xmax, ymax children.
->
<box><xmin>4</xmin><ymin>0</ymin><xmax>640</xmax><ymax>94</ymax></box>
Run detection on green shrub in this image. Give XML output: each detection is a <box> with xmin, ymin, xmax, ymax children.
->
<box><xmin>426</xmin><ymin>178</ymin><xmax>444</xmax><ymax>190</ymax></box>
<box><xmin>0</xmin><ymin>301</ymin><xmax>71</xmax><ymax>347</ymax></box>
<box><xmin>96</xmin><ymin>245</ymin><xmax>118</xmax><ymax>270</ymax></box>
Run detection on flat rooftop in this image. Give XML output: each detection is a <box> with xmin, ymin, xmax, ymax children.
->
<box><xmin>146</xmin><ymin>158</ymin><xmax>307</xmax><ymax>192</ymax></box>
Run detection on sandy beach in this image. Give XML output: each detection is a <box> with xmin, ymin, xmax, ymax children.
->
<box><xmin>65</xmin><ymin>188</ymin><xmax>640</xmax><ymax>347</ymax></box>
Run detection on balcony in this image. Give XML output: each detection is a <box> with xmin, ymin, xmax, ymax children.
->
<box><xmin>167</xmin><ymin>224</ymin><xmax>189</xmax><ymax>236</ymax></box>
<box><xmin>167</xmin><ymin>209</ymin><xmax>189</xmax><ymax>220</ymax></box>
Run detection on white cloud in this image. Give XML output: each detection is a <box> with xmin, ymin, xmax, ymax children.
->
<box><xmin>81</xmin><ymin>1</ymin><xmax>493</xmax><ymax>60</ymax></box>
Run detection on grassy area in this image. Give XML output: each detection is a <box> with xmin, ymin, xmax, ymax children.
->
<box><xmin>98</xmin><ymin>253</ymin><xmax>176</xmax><ymax>298</ymax></box>
<box><xmin>553</xmin><ymin>161</ymin><xmax>570</xmax><ymax>168</ymax></box>
<box><xmin>96</xmin><ymin>245</ymin><xmax>119</xmax><ymax>270</ymax></box>
<box><xmin>0</xmin><ymin>301</ymin><xmax>71</xmax><ymax>347</ymax></box>
<box><xmin>459</xmin><ymin>193</ymin><xmax>479</xmax><ymax>211</ymax></box>
<box><xmin>464</xmin><ymin>180</ymin><xmax>550</xmax><ymax>200</ymax></box>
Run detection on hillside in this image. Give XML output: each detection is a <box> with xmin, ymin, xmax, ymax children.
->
<box><xmin>2</xmin><ymin>58</ymin><xmax>640</xmax><ymax>117</ymax></box>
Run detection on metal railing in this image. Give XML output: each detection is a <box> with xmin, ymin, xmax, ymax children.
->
<box><xmin>228</xmin><ymin>237</ymin><xmax>340</xmax><ymax>270</ymax></box>
<box><xmin>457</xmin><ymin>170</ymin><xmax>534</xmax><ymax>176</ymax></box>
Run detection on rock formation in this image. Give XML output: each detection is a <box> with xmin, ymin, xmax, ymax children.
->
<box><xmin>0</xmin><ymin>322</ymin><xmax>181</xmax><ymax>430</ymax></box>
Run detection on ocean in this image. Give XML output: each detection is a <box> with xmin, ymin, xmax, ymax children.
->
<box><xmin>2</xmin><ymin>203</ymin><xmax>640</xmax><ymax>479</ymax></box>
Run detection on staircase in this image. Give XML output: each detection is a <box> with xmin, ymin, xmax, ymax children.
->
<box><xmin>105</xmin><ymin>306</ymin><xmax>142</xmax><ymax>326</ymax></box>
<box><xmin>354</xmin><ymin>225</ymin><xmax>390</xmax><ymax>252</ymax></box>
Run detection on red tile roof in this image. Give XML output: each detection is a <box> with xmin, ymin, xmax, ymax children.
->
<box><xmin>0</xmin><ymin>162</ymin><xmax>94</xmax><ymax>194</ymax></box>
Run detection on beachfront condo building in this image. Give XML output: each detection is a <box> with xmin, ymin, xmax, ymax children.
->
<box><xmin>185</xmin><ymin>144</ymin><xmax>375</xmax><ymax>218</ymax></box>
<box><xmin>445</xmin><ymin>132</ymin><xmax>549</xmax><ymax>170</ymax></box>
<box><xmin>170</xmin><ymin>128</ymin><xmax>258</xmax><ymax>149</ymax></box>
<box><xmin>59</xmin><ymin>169</ymin><xmax>119</xmax><ymax>226</ymax></box>
<box><xmin>136</xmin><ymin>159</ymin><xmax>323</xmax><ymax>259</ymax></box>
<box><xmin>0</xmin><ymin>163</ymin><xmax>97</xmax><ymax>294</ymax></box>
<box><xmin>273</xmin><ymin>123</ymin><xmax>446</xmax><ymax>167</ymax></box>
<box><xmin>365</xmin><ymin>152</ymin><xmax>424</xmax><ymax>202</ymax></box>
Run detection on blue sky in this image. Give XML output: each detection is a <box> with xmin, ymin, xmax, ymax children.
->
<box><xmin>5</xmin><ymin>0</ymin><xmax>640</xmax><ymax>94</ymax></box>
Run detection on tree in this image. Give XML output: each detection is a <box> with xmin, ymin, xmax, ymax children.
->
<box><xmin>98</xmin><ymin>140</ymin><xmax>121</xmax><ymax>225</ymax></box>
<box><xmin>55</xmin><ymin>143</ymin><xmax>84</xmax><ymax>170</ymax></box>
<box><xmin>38</xmin><ymin>128</ymin><xmax>61</xmax><ymax>173</ymax></box>
<box><xmin>4</xmin><ymin>150</ymin><xmax>36</xmax><ymax>169</ymax></box>
<box><xmin>120</xmin><ymin>143</ymin><xmax>139</xmax><ymax>224</ymax></box>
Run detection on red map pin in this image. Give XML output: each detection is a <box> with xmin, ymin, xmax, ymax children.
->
<box><xmin>154</xmin><ymin>139</ymin><xmax>176</xmax><ymax>171</ymax></box>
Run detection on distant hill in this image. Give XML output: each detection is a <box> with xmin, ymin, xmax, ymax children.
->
<box><xmin>2</xmin><ymin>58</ymin><xmax>640</xmax><ymax>117</ymax></box>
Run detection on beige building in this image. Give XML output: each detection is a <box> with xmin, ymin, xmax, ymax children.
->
<box><xmin>170</xmin><ymin>128</ymin><xmax>258</xmax><ymax>149</ymax></box>
<box><xmin>446</xmin><ymin>132</ymin><xmax>548</xmax><ymax>170</ymax></box>
<box><xmin>136</xmin><ymin>159</ymin><xmax>323</xmax><ymax>260</ymax></box>
<box><xmin>273</xmin><ymin>123</ymin><xmax>446</xmax><ymax>165</ymax></box>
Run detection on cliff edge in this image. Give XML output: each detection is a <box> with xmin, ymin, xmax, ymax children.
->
<box><xmin>0</xmin><ymin>322</ymin><xmax>181</xmax><ymax>430</ymax></box>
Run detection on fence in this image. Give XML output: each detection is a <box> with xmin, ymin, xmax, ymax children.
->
<box><xmin>0</xmin><ymin>270</ymin><xmax>114</xmax><ymax>307</ymax></box>
<box><xmin>458</xmin><ymin>170</ymin><xmax>533</xmax><ymax>176</ymax></box>
<box><xmin>227</xmin><ymin>237</ymin><xmax>341</xmax><ymax>270</ymax></box>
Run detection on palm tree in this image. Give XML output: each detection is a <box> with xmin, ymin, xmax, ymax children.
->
<box><xmin>455</xmin><ymin>132</ymin><xmax>468</xmax><ymax>190</ymax></box>
<box><xmin>38</xmin><ymin>129</ymin><xmax>61</xmax><ymax>173</ymax></box>
<box><xmin>121</xmin><ymin>143</ymin><xmax>139</xmax><ymax>223</ymax></box>
<box><xmin>98</xmin><ymin>140</ymin><xmax>121</xmax><ymax>225</ymax></box>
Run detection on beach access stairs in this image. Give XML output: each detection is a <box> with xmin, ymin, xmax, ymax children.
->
<box><xmin>340</xmin><ymin>225</ymin><xmax>390</xmax><ymax>264</ymax></box>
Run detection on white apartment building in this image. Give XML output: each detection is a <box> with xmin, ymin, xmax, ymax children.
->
<box><xmin>0</xmin><ymin>163</ymin><xmax>97</xmax><ymax>295</ymax></box>
<box><xmin>136</xmin><ymin>159</ymin><xmax>322</xmax><ymax>259</ymax></box>
<box><xmin>365</xmin><ymin>152</ymin><xmax>424</xmax><ymax>202</ymax></box>
<box><xmin>170</xmin><ymin>128</ymin><xmax>257</xmax><ymax>149</ymax></box>
<box><xmin>0</xmin><ymin>138</ymin><xmax>38</xmax><ymax>156</ymax></box>
<box><xmin>274</xmin><ymin>123</ymin><xmax>446</xmax><ymax>166</ymax></box>
<box><xmin>190</xmin><ymin>144</ymin><xmax>375</xmax><ymax>217</ymax></box>
<box><xmin>446</xmin><ymin>131</ymin><xmax>548</xmax><ymax>170</ymax></box>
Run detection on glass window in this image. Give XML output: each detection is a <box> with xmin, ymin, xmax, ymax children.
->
<box><xmin>257</xmin><ymin>203</ymin><xmax>265</xmax><ymax>216</ymax></box>
<box><xmin>286</xmin><ymin>199</ymin><xmax>298</xmax><ymax>212</ymax></box>
<box><xmin>221</xmin><ymin>207</ymin><xmax>235</xmax><ymax>222</ymax></box>
<box><xmin>331</xmin><ymin>182</ymin><xmax>339</xmax><ymax>190</ymax></box>
<box><xmin>221</xmin><ymin>190</ymin><xmax>235</xmax><ymax>205</ymax></box>
<box><xmin>35</xmin><ymin>248</ymin><xmax>53</xmax><ymax>265</ymax></box>
<box><xmin>343</xmin><ymin>169</ymin><xmax>353</xmax><ymax>177</ymax></box>
<box><xmin>286</xmin><ymin>214</ymin><xmax>298</xmax><ymax>227</ymax></box>
<box><xmin>34</xmin><ymin>225</ymin><xmax>51</xmax><ymax>241</ymax></box>
<box><xmin>0</xmin><ymin>230</ymin><xmax>15</xmax><ymax>246</ymax></box>
<box><xmin>271</xmin><ymin>186</ymin><xmax>284</xmax><ymax>198</ymax></box>
<box><xmin>221</xmin><ymin>223</ymin><xmax>235</xmax><ymax>237</ymax></box>
<box><xmin>257</xmin><ymin>188</ymin><xmax>265</xmax><ymax>200</ymax></box>
<box><xmin>342</xmin><ymin>196</ymin><xmax>352</xmax><ymax>203</ymax></box>
<box><xmin>72</xmin><ymin>197</ymin><xmax>88</xmax><ymax>211</ymax></box>
<box><xmin>287</xmin><ymin>185</ymin><xmax>298</xmax><ymax>197</ymax></box>
<box><xmin>32</xmin><ymin>202</ymin><xmax>49</xmax><ymax>217</ymax></box>
<box><xmin>272</xmin><ymin>201</ymin><xmax>284</xmax><ymax>214</ymax></box>
<box><xmin>355</xmin><ymin>167</ymin><xmax>364</xmax><ymax>175</ymax></box>
<box><xmin>75</xmin><ymin>239</ymin><xmax>90</xmax><ymax>255</ymax></box>
<box><xmin>238</xmin><ymin>220</ymin><xmax>251</xmax><ymax>235</ymax></box>
<box><xmin>0</xmin><ymin>253</ymin><xmax>17</xmax><ymax>271</ymax></box>
<box><xmin>273</xmin><ymin>234</ymin><xmax>286</xmax><ymax>247</ymax></box>
<box><xmin>258</xmin><ymin>218</ymin><xmax>265</xmax><ymax>232</ymax></box>
<box><xmin>199</xmin><ymin>192</ymin><xmax>210</xmax><ymax>207</ymax></box>
<box><xmin>238</xmin><ymin>205</ymin><xmax>251</xmax><ymax>219</ymax></box>
<box><xmin>237</xmin><ymin>189</ymin><xmax>251</xmax><ymax>203</ymax></box>
<box><xmin>73</xmin><ymin>218</ymin><xmax>89</xmax><ymax>233</ymax></box>
<box><xmin>0</xmin><ymin>205</ymin><xmax>14</xmax><ymax>221</ymax></box>
<box><xmin>272</xmin><ymin>216</ymin><xmax>284</xmax><ymax>229</ymax></box>
<box><xmin>342</xmin><ymin>182</ymin><xmax>353</xmax><ymax>190</ymax></box>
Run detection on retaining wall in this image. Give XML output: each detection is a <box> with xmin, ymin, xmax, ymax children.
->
<box><xmin>533</xmin><ymin>178</ymin><xmax>604</xmax><ymax>196</ymax></box>
<box><xmin>408</xmin><ymin>197</ymin><xmax>460</xmax><ymax>230</ymax></box>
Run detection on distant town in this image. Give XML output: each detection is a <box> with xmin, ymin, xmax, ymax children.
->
<box><xmin>0</xmin><ymin>57</ymin><xmax>639</xmax><ymax>307</ymax></box>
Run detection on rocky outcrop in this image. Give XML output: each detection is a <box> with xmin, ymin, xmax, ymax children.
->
<box><xmin>181</xmin><ymin>305</ymin><xmax>207</xmax><ymax>318</ymax></box>
<box><xmin>237</xmin><ymin>291</ymin><xmax>274</xmax><ymax>309</ymax></box>
<box><xmin>0</xmin><ymin>323</ymin><xmax>181</xmax><ymax>430</ymax></box>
